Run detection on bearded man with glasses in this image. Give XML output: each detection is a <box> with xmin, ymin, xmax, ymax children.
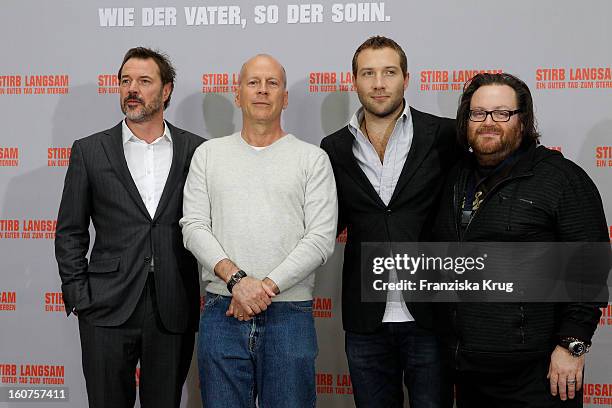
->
<box><xmin>432</xmin><ymin>72</ymin><xmax>609</xmax><ymax>407</ymax></box>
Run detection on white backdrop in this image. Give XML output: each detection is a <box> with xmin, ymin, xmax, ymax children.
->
<box><xmin>1</xmin><ymin>1</ymin><xmax>611</xmax><ymax>406</ymax></box>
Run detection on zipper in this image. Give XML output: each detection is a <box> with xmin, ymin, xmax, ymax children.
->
<box><xmin>519</xmin><ymin>304</ymin><xmax>526</xmax><ymax>344</ymax></box>
<box><xmin>498</xmin><ymin>193</ymin><xmax>534</xmax><ymax>206</ymax></box>
<box><xmin>451</xmin><ymin>169</ymin><xmax>534</xmax><ymax>369</ymax></box>
<box><xmin>453</xmin><ymin>308</ymin><xmax>460</xmax><ymax>370</ymax></box>
<box><xmin>453</xmin><ymin>182</ymin><xmax>461</xmax><ymax>240</ymax></box>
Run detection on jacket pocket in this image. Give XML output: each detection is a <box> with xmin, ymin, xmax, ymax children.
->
<box><xmin>87</xmin><ymin>257</ymin><xmax>120</xmax><ymax>274</ymax></box>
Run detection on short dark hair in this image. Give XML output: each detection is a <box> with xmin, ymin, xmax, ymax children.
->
<box><xmin>456</xmin><ymin>72</ymin><xmax>540</xmax><ymax>149</ymax></box>
<box><xmin>352</xmin><ymin>36</ymin><xmax>408</xmax><ymax>78</ymax></box>
<box><xmin>118</xmin><ymin>47</ymin><xmax>176</xmax><ymax>109</ymax></box>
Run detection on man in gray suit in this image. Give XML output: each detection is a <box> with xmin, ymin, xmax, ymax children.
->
<box><xmin>55</xmin><ymin>47</ymin><xmax>204</xmax><ymax>408</ymax></box>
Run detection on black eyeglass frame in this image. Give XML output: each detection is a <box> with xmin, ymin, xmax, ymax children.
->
<box><xmin>469</xmin><ymin>109</ymin><xmax>521</xmax><ymax>122</ymax></box>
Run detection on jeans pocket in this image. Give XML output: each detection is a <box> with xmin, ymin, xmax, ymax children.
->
<box><xmin>203</xmin><ymin>293</ymin><xmax>223</xmax><ymax>308</ymax></box>
<box><xmin>286</xmin><ymin>300</ymin><xmax>313</xmax><ymax>313</ymax></box>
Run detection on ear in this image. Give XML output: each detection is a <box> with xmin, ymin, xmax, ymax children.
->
<box><xmin>282</xmin><ymin>89</ymin><xmax>288</xmax><ymax>110</ymax></box>
<box><xmin>403</xmin><ymin>72</ymin><xmax>410</xmax><ymax>90</ymax></box>
<box><xmin>234</xmin><ymin>87</ymin><xmax>241</xmax><ymax>108</ymax></box>
<box><xmin>162</xmin><ymin>83</ymin><xmax>172</xmax><ymax>104</ymax></box>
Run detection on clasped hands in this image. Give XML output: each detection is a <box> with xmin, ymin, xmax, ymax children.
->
<box><xmin>226</xmin><ymin>276</ymin><xmax>278</xmax><ymax>321</ymax></box>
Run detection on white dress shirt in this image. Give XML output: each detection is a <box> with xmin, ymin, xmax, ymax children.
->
<box><xmin>347</xmin><ymin>101</ymin><xmax>415</xmax><ymax>323</ymax></box>
<box><xmin>122</xmin><ymin>120</ymin><xmax>173</xmax><ymax>218</ymax></box>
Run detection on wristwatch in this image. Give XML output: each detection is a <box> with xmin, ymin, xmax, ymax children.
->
<box><xmin>226</xmin><ymin>270</ymin><xmax>247</xmax><ymax>293</ymax></box>
<box><xmin>559</xmin><ymin>337</ymin><xmax>590</xmax><ymax>357</ymax></box>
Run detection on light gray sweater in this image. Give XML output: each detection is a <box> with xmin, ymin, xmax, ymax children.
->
<box><xmin>180</xmin><ymin>133</ymin><xmax>338</xmax><ymax>301</ymax></box>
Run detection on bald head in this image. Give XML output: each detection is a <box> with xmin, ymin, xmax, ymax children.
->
<box><xmin>238</xmin><ymin>54</ymin><xmax>287</xmax><ymax>89</ymax></box>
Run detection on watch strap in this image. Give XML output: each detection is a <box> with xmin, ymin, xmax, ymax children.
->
<box><xmin>227</xmin><ymin>270</ymin><xmax>247</xmax><ymax>293</ymax></box>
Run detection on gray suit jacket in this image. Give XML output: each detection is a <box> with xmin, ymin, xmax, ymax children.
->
<box><xmin>55</xmin><ymin>121</ymin><xmax>205</xmax><ymax>332</ymax></box>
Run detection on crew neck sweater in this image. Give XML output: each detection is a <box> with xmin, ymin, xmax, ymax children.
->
<box><xmin>180</xmin><ymin>132</ymin><xmax>338</xmax><ymax>301</ymax></box>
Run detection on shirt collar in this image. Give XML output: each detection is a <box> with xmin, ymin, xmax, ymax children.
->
<box><xmin>348</xmin><ymin>99</ymin><xmax>411</xmax><ymax>139</ymax></box>
<box><xmin>122</xmin><ymin>120</ymin><xmax>172</xmax><ymax>145</ymax></box>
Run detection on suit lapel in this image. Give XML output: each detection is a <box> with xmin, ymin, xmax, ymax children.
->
<box><xmin>334</xmin><ymin>129</ymin><xmax>386</xmax><ymax>208</ymax></box>
<box><xmin>153</xmin><ymin>122</ymin><xmax>187</xmax><ymax>221</ymax></box>
<box><xmin>388</xmin><ymin>108</ymin><xmax>437</xmax><ymax>205</ymax></box>
<box><xmin>100</xmin><ymin>122</ymin><xmax>151</xmax><ymax>220</ymax></box>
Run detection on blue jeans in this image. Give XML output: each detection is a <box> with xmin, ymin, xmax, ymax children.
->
<box><xmin>198</xmin><ymin>293</ymin><xmax>318</xmax><ymax>408</ymax></box>
<box><xmin>345</xmin><ymin>322</ymin><xmax>452</xmax><ymax>408</ymax></box>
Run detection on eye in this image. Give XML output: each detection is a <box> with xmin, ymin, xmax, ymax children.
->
<box><xmin>362</xmin><ymin>71</ymin><xmax>374</xmax><ymax>77</ymax></box>
<box><xmin>248</xmin><ymin>79</ymin><xmax>257</xmax><ymax>86</ymax></box>
<box><xmin>120</xmin><ymin>78</ymin><xmax>130</xmax><ymax>86</ymax></box>
<box><xmin>492</xmin><ymin>110</ymin><xmax>511</xmax><ymax>121</ymax></box>
<box><xmin>385</xmin><ymin>70</ymin><xmax>396</xmax><ymax>76</ymax></box>
<box><xmin>470</xmin><ymin>110</ymin><xmax>487</xmax><ymax>121</ymax></box>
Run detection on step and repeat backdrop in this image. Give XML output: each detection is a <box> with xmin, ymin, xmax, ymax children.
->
<box><xmin>1</xmin><ymin>0</ymin><xmax>611</xmax><ymax>406</ymax></box>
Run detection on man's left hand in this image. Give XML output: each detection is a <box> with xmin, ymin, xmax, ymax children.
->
<box><xmin>547</xmin><ymin>345</ymin><xmax>585</xmax><ymax>400</ymax></box>
<box><xmin>226</xmin><ymin>297</ymin><xmax>252</xmax><ymax>321</ymax></box>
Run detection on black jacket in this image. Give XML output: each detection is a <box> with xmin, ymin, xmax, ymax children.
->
<box><xmin>432</xmin><ymin>143</ymin><xmax>609</xmax><ymax>369</ymax></box>
<box><xmin>55</xmin><ymin>121</ymin><xmax>205</xmax><ymax>333</ymax></box>
<box><xmin>321</xmin><ymin>107</ymin><xmax>458</xmax><ymax>333</ymax></box>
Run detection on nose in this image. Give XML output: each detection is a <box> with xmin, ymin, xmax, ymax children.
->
<box><xmin>374</xmin><ymin>73</ymin><xmax>385</xmax><ymax>89</ymax></box>
<box><xmin>255</xmin><ymin>80</ymin><xmax>269</xmax><ymax>95</ymax></box>
<box><xmin>257</xmin><ymin>84</ymin><xmax>268</xmax><ymax>95</ymax></box>
<box><xmin>128</xmin><ymin>80</ymin><xmax>139</xmax><ymax>93</ymax></box>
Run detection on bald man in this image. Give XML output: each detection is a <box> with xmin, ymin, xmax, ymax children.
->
<box><xmin>180</xmin><ymin>54</ymin><xmax>338</xmax><ymax>407</ymax></box>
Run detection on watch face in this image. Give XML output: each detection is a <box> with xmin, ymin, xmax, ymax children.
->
<box><xmin>569</xmin><ymin>341</ymin><xmax>585</xmax><ymax>356</ymax></box>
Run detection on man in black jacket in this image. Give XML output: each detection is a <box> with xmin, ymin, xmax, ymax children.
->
<box><xmin>55</xmin><ymin>47</ymin><xmax>204</xmax><ymax>407</ymax></box>
<box><xmin>320</xmin><ymin>36</ymin><xmax>458</xmax><ymax>408</ymax></box>
<box><xmin>433</xmin><ymin>72</ymin><xmax>609</xmax><ymax>407</ymax></box>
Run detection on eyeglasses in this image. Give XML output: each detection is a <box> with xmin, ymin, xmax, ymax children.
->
<box><xmin>469</xmin><ymin>109</ymin><xmax>521</xmax><ymax>122</ymax></box>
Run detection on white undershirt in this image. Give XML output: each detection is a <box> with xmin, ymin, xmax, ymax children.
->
<box><xmin>122</xmin><ymin>120</ymin><xmax>173</xmax><ymax>218</ymax></box>
<box><xmin>249</xmin><ymin>145</ymin><xmax>268</xmax><ymax>151</ymax></box>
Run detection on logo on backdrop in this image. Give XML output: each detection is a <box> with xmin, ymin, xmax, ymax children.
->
<box><xmin>0</xmin><ymin>291</ymin><xmax>17</xmax><ymax>312</ymax></box>
<box><xmin>313</xmin><ymin>297</ymin><xmax>333</xmax><ymax>319</ymax></box>
<box><xmin>595</xmin><ymin>146</ymin><xmax>612</xmax><ymax>168</ymax></box>
<box><xmin>316</xmin><ymin>371</ymin><xmax>353</xmax><ymax>396</ymax></box>
<box><xmin>0</xmin><ymin>147</ymin><xmax>19</xmax><ymax>167</ymax></box>
<box><xmin>337</xmin><ymin>227</ymin><xmax>347</xmax><ymax>244</ymax></box>
<box><xmin>535</xmin><ymin>67</ymin><xmax>612</xmax><ymax>90</ymax></box>
<box><xmin>202</xmin><ymin>72</ymin><xmax>239</xmax><ymax>94</ymax></box>
<box><xmin>0</xmin><ymin>75</ymin><xmax>69</xmax><ymax>95</ymax></box>
<box><xmin>44</xmin><ymin>292</ymin><xmax>65</xmax><ymax>313</ymax></box>
<box><xmin>308</xmin><ymin>72</ymin><xmax>354</xmax><ymax>93</ymax></box>
<box><xmin>98</xmin><ymin>3</ymin><xmax>391</xmax><ymax>28</ymax></box>
<box><xmin>0</xmin><ymin>363</ymin><xmax>65</xmax><ymax>385</ymax></box>
<box><xmin>0</xmin><ymin>219</ymin><xmax>56</xmax><ymax>240</ymax></box>
<box><xmin>583</xmin><ymin>383</ymin><xmax>612</xmax><ymax>405</ymax></box>
<box><xmin>419</xmin><ymin>69</ymin><xmax>503</xmax><ymax>92</ymax></box>
<box><xmin>47</xmin><ymin>147</ymin><xmax>71</xmax><ymax>167</ymax></box>
<box><xmin>98</xmin><ymin>74</ymin><xmax>119</xmax><ymax>94</ymax></box>
<box><xmin>600</xmin><ymin>304</ymin><xmax>612</xmax><ymax>327</ymax></box>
